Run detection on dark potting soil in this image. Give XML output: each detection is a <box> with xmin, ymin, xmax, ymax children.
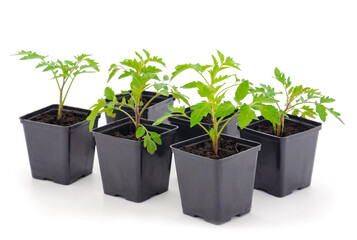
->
<box><xmin>31</xmin><ymin>110</ymin><xmax>87</xmax><ymax>126</ymax></box>
<box><xmin>107</xmin><ymin>130</ymin><xmax>140</xmax><ymax>141</ymax></box>
<box><xmin>181</xmin><ymin>138</ymin><xmax>249</xmax><ymax>160</ymax></box>
<box><xmin>254</xmin><ymin>120</ymin><xmax>312</xmax><ymax>137</ymax></box>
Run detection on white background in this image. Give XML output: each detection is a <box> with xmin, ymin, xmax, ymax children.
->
<box><xmin>1</xmin><ymin>0</ymin><xmax>356</xmax><ymax>239</ymax></box>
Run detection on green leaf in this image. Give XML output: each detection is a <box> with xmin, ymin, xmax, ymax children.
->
<box><xmin>36</xmin><ymin>62</ymin><xmax>47</xmax><ymax>68</ymax></box>
<box><xmin>182</xmin><ymin>81</ymin><xmax>200</xmax><ymax>89</ymax></box>
<box><xmin>301</xmin><ymin>105</ymin><xmax>316</xmax><ymax>118</ymax></box>
<box><xmin>217</xmin><ymin>50</ymin><xmax>225</xmax><ymax>64</ymax></box>
<box><xmin>14</xmin><ymin>50</ymin><xmax>46</xmax><ymax>60</ymax></box>
<box><xmin>327</xmin><ymin>108</ymin><xmax>344</xmax><ymax>124</ymax></box>
<box><xmin>153</xmin><ymin>113</ymin><xmax>173</xmax><ymax>126</ymax></box>
<box><xmin>258</xmin><ymin>105</ymin><xmax>280</xmax><ymax>125</ymax></box>
<box><xmin>190</xmin><ymin>101</ymin><xmax>211</xmax><ymax>127</ymax></box>
<box><xmin>320</xmin><ymin>96</ymin><xmax>335</xmax><ymax>103</ymax></box>
<box><xmin>279</xmin><ymin>110</ymin><xmax>289</xmax><ymax>118</ymax></box>
<box><xmin>150</xmin><ymin>131</ymin><xmax>162</xmax><ymax>145</ymax></box>
<box><xmin>238</xmin><ymin>104</ymin><xmax>258</xmax><ymax>129</ymax></box>
<box><xmin>154</xmin><ymin>83</ymin><xmax>166</xmax><ymax>91</ymax></box>
<box><xmin>143</xmin><ymin>49</ymin><xmax>150</xmax><ymax>59</ymax></box>
<box><xmin>144</xmin><ymin>136</ymin><xmax>157</xmax><ymax>155</ymax></box>
<box><xmin>86</xmin><ymin>107</ymin><xmax>100</xmax><ymax>132</ymax></box>
<box><xmin>315</xmin><ymin>102</ymin><xmax>327</xmax><ymax>122</ymax></box>
<box><xmin>105</xmin><ymin>87</ymin><xmax>115</xmax><ymax>101</ymax></box>
<box><xmin>215</xmin><ymin>101</ymin><xmax>235</xmax><ymax>118</ymax></box>
<box><xmin>234</xmin><ymin>80</ymin><xmax>249</xmax><ymax>103</ymax></box>
<box><xmin>136</xmin><ymin>126</ymin><xmax>145</xmax><ymax>138</ymax></box>
<box><xmin>108</xmin><ymin>68</ymin><xmax>119</xmax><ymax>82</ymax></box>
<box><xmin>168</xmin><ymin>105</ymin><xmax>185</xmax><ymax>113</ymax></box>
<box><xmin>253</xmin><ymin>94</ymin><xmax>279</xmax><ymax>103</ymax></box>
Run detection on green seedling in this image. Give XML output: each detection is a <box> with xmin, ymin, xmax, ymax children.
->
<box><xmin>154</xmin><ymin>51</ymin><xmax>280</xmax><ymax>156</ymax></box>
<box><xmin>87</xmin><ymin>49</ymin><xmax>187</xmax><ymax>154</ymax></box>
<box><xmin>13</xmin><ymin>51</ymin><xmax>99</xmax><ymax>119</ymax></box>
<box><xmin>250</xmin><ymin>67</ymin><xmax>344</xmax><ymax>136</ymax></box>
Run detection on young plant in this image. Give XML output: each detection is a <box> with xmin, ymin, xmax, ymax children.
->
<box><xmin>13</xmin><ymin>51</ymin><xmax>100</xmax><ymax>119</ymax></box>
<box><xmin>153</xmin><ymin>51</ymin><xmax>281</xmax><ymax>156</ymax></box>
<box><xmin>251</xmin><ymin>67</ymin><xmax>343</xmax><ymax>136</ymax></box>
<box><xmin>86</xmin><ymin>49</ymin><xmax>187</xmax><ymax>154</ymax></box>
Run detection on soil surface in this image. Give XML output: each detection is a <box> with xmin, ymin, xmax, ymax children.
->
<box><xmin>254</xmin><ymin>120</ymin><xmax>311</xmax><ymax>137</ymax></box>
<box><xmin>107</xmin><ymin>130</ymin><xmax>141</xmax><ymax>141</ymax></box>
<box><xmin>31</xmin><ymin>110</ymin><xmax>87</xmax><ymax>126</ymax></box>
<box><xmin>181</xmin><ymin>138</ymin><xmax>249</xmax><ymax>160</ymax></box>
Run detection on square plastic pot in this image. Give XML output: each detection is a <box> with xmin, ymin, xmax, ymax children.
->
<box><xmin>171</xmin><ymin>134</ymin><xmax>261</xmax><ymax>224</ymax></box>
<box><xmin>92</xmin><ymin>118</ymin><xmax>178</xmax><ymax>203</ymax></box>
<box><xmin>240</xmin><ymin>115</ymin><xmax>322</xmax><ymax>197</ymax></box>
<box><xmin>105</xmin><ymin>91</ymin><xmax>174</xmax><ymax>124</ymax></box>
<box><xmin>20</xmin><ymin>104</ymin><xmax>100</xmax><ymax>185</ymax></box>
<box><xmin>169</xmin><ymin>107</ymin><xmax>240</xmax><ymax>143</ymax></box>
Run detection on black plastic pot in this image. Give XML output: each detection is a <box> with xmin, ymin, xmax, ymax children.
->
<box><xmin>240</xmin><ymin>115</ymin><xmax>322</xmax><ymax>197</ymax></box>
<box><xmin>171</xmin><ymin>134</ymin><xmax>261</xmax><ymax>224</ymax></box>
<box><xmin>92</xmin><ymin>118</ymin><xmax>177</xmax><ymax>203</ymax></box>
<box><xmin>105</xmin><ymin>91</ymin><xmax>174</xmax><ymax>124</ymax></box>
<box><xmin>20</xmin><ymin>104</ymin><xmax>100</xmax><ymax>185</ymax></box>
<box><xmin>169</xmin><ymin>107</ymin><xmax>240</xmax><ymax>143</ymax></box>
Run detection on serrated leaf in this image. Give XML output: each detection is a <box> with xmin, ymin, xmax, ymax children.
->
<box><xmin>315</xmin><ymin>102</ymin><xmax>327</xmax><ymax>122</ymax></box>
<box><xmin>215</xmin><ymin>101</ymin><xmax>235</xmax><ymax>118</ymax></box>
<box><xmin>217</xmin><ymin>50</ymin><xmax>225</xmax><ymax>64</ymax></box>
<box><xmin>190</xmin><ymin>101</ymin><xmax>211</xmax><ymax>127</ymax></box>
<box><xmin>105</xmin><ymin>87</ymin><xmax>115</xmax><ymax>101</ymax></box>
<box><xmin>327</xmin><ymin>108</ymin><xmax>344</xmax><ymax>124</ymax></box>
<box><xmin>36</xmin><ymin>62</ymin><xmax>47</xmax><ymax>68</ymax></box>
<box><xmin>258</xmin><ymin>105</ymin><xmax>280</xmax><ymax>125</ymax></box>
<box><xmin>253</xmin><ymin>94</ymin><xmax>279</xmax><ymax>103</ymax></box>
<box><xmin>154</xmin><ymin>83</ymin><xmax>165</xmax><ymax>91</ymax></box>
<box><xmin>150</xmin><ymin>131</ymin><xmax>162</xmax><ymax>145</ymax></box>
<box><xmin>234</xmin><ymin>80</ymin><xmax>249</xmax><ymax>103</ymax></box>
<box><xmin>320</xmin><ymin>96</ymin><xmax>335</xmax><ymax>103</ymax></box>
<box><xmin>238</xmin><ymin>104</ymin><xmax>257</xmax><ymax>129</ymax></box>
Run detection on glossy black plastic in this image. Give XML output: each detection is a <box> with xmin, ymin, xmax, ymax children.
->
<box><xmin>171</xmin><ymin>134</ymin><xmax>261</xmax><ymax>224</ymax></box>
<box><xmin>20</xmin><ymin>104</ymin><xmax>100</xmax><ymax>185</ymax></box>
<box><xmin>240</xmin><ymin>115</ymin><xmax>322</xmax><ymax>197</ymax></box>
<box><xmin>169</xmin><ymin>107</ymin><xmax>240</xmax><ymax>143</ymax></box>
<box><xmin>105</xmin><ymin>91</ymin><xmax>174</xmax><ymax>124</ymax></box>
<box><xmin>93</xmin><ymin>118</ymin><xmax>177</xmax><ymax>203</ymax></box>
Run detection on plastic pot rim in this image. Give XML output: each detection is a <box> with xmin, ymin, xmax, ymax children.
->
<box><xmin>239</xmin><ymin>114</ymin><xmax>322</xmax><ymax>143</ymax></box>
<box><xmin>171</xmin><ymin>133</ymin><xmax>261</xmax><ymax>162</ymax></box>
<box><xmin>20</xmin><ymin>104</ymin><xmax>99</xmax><ymax>130</ymax></box>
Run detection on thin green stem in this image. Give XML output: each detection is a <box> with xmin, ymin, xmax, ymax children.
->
<box><xmin>114</xmin><ymin>107</ymin><xmax>136</xmax><ymax>126</ymax></box>
<box><xmin>139</xmin><ymin>93</ymin><xmax>160</xmax><ymax>118</ymax></box>
<box><xmin>217</xmin><ymin>111</ymin><xmax>239</xmax><ymax>138</ymax></box>
<box><xmin>180</xmin><ymin>114</ymin><xmax>211</xmax><ymax>136</ymax></box>
<box><xmin>61</xmin><ymin>76</ymin><xmax>76</xmax><ymax>107</ymax></box>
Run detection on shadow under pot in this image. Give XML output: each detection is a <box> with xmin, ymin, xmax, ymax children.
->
<box><xmin>240</xmin><ymin>115</ymin><xmax>322</xmax><ymax>197</ymax></box>
<box><xmin>20</xmin><ymin>104</ymin><xmax>100</xmax><ymax>185</ymax></box>
<box><xmin>92</xmin><ymin>118</ymin><xmax>177</xmax><ymax>203</ymax></box>
<box><xmin>169</xmin><ymin>106</ymin><xmax>240</xmax><ymax>143</ymax></box>
<box><xmin>105</xmin><ymin>91</ymin><xmax>174</xmax><ymax>124</ymax></box>
<box><xmin>171</xmin><ymin>134</ymin><xmax>261</xmax><ymax>225</ymax></box>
